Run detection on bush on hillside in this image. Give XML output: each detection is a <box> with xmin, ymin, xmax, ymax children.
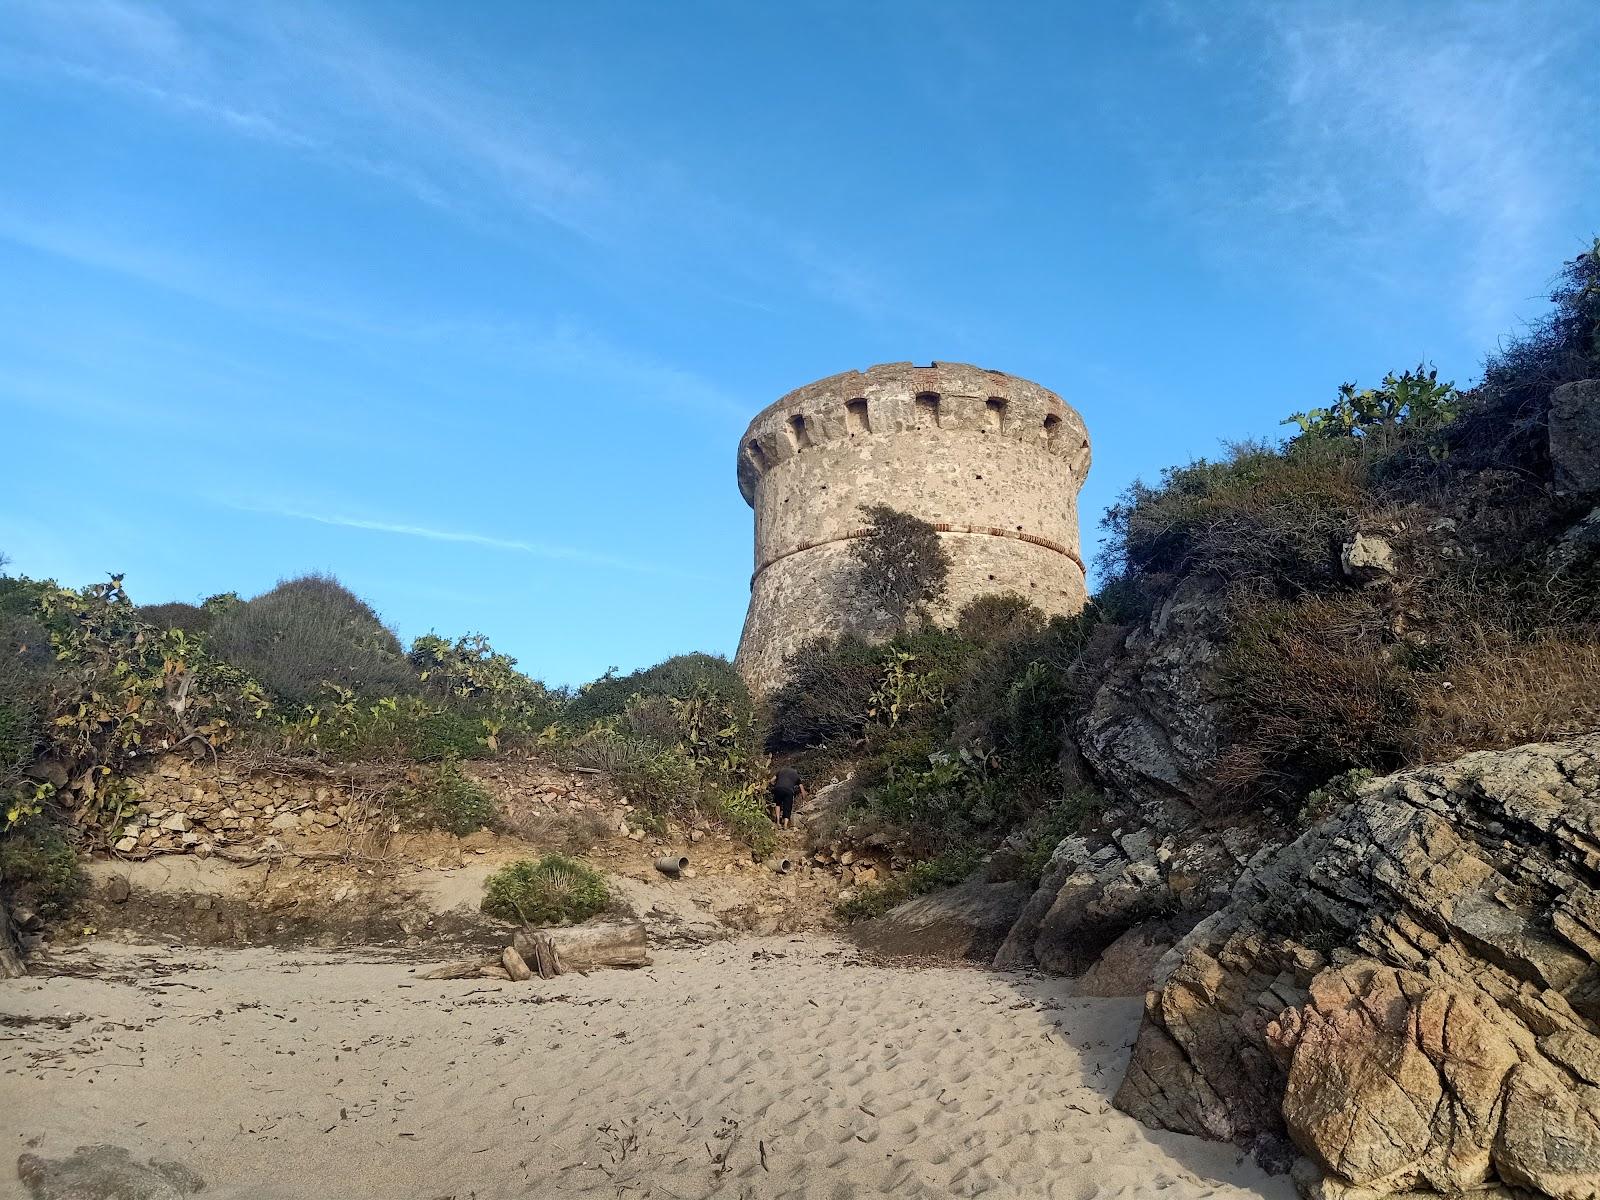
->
<box><xmin>137</xmin><ymin>601</ymin><xmax>212</xmax><ymax>636</ymax></box>
<box><xmin>394</xmin><ymin>758</ymin><xmax>495</xmax><ymax>835</ymax></box>
<box><xmin>1101</xmin><ymin>437</ymin><xmax>1373</xmax><ymax>597</ymax></box>
<box><xmin>552</xmin><ymin>653</ymin><xmax>769</xmax><ymax>847</ymax></box>
<box><xmin>0</xmin><ymin>602</ymin><xmax>54</xmax><ymax>785</ymax></box>
<box><xmin>209</xmin><ymin>574</ymin><xmax>417</xmax><ymax>705</ymax></box>
<box><xmin>0</xmin><ymin>817</ymin><xmax>83</xmax><ymax>918</ymax></box>
<box><xmin>408</xmin><ymin>632</ymin><xmax>561</xmax><ymax>733</ymax></box>
<box><xmin>480</xmin><ymin>854</ymin><xmax>609</xmax><ymax>925</ymax></box>
<box><xmin>767</xmin><ymin>635</ymin><xmax>884</xmax><ymax>752</ymax></box>
<box><xmin>777</xmin><ymin>598</ymin><xmax>1099</xmax><ymax>859</ymax></box>
<box><xmin>563</xmin><ymin>653</ymin><xmax>750</xmax><ymax>727</ymax></box>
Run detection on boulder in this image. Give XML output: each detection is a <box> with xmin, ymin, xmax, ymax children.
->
<box><xmin>1114</xmin><ymin>735</ymin><xmax>1600</xmax><ymax>1199</ymax></box>
<box><xmin>1071</xmin><ymin>917</ymin><xmax>1192</xmax><ymax>997</ymax></box>
<box><xmin>852</xmin><ymin>877</ymin><xmax>1030</xmax><ymax>962</ymax></box>
<box><xmin>1339</xmin><ymin>533</ymin><xmax>1397</xmax><ymax>581</ymax></box>
<box><xmin>1551</xmin><ymin>379</ymin><xmax>1600</xmax><ymax>499</ymax></box>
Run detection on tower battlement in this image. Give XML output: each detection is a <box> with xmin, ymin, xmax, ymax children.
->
<box><xmin>733</xmin><ymin>362</ymin><xmax>1092</xmax><ymax>692</ymax></box>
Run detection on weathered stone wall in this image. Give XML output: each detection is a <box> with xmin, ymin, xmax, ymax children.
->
<box><xmin>734</xmin><ymin>362</ymin><xmax>1091</xmax><ymax>690</ymax></box>
<box><xmin>113</xmin><ymin>754</ymin><xmax>367</xmax><ymax>859</ymax></box>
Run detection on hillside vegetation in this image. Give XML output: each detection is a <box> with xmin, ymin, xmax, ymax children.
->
<box><xmin>4</xmin><ymin>239</ymin><xmax>1596</xmax><ymax>934</ymax></box>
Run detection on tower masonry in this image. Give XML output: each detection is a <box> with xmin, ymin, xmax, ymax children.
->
<box><xmin>734</xmin><ymin>361</ymin><xmax>1091</xmax><ymax>692</ymax></box>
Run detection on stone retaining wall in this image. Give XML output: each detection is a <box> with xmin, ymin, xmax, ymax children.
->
<box><xmin>113</xmin><ymin>754</ymin><xmax>371</xmax><ymax>858</ymax></box>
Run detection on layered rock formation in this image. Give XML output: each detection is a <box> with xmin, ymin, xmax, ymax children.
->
<box><xmin>1115</xmin><ymin>736</ymin><xmax>1600</xmax><ymax>1199</ymax></box>
<box><xmin>995</xmin><ymin>578</ymin><xmax>1279</xmax><ymax>977</ymax></box>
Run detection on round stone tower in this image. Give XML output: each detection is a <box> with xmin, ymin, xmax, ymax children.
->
<box><xmin>734</xmin><ymin>361</ymin><xmax>1091</xmax><ymax>692</ymax></box>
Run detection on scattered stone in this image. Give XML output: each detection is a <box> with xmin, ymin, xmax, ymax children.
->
<box><xmin>104</xmin><ymin>876</ymin><xmax>131</xmax><ymax>905</ymax></box>
<box><xmin>1339</xmin><ymin>532</ymin><xmax>1397</xmax><ymax>581</ymax></box>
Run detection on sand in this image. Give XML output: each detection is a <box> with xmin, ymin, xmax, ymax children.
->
<box><xmin>2</xmin><ymin>937</ymin><xmax>1293</xmax><ymax>1200</ymax></box>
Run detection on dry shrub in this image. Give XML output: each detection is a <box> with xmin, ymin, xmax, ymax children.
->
<box><xmin>499</xmin><ymin>808</ymin><xmax>612</xmax><ymax>856</ymax></box>
<box><xmin>1105</xmin><ymin>439</ymin><xmax>1376</xmax><ymax>593</ymax></box>
<box><xmin>1212</xmin><ymin>593</ymin><xmax>1412</xmax><ymax>804</ymax></box>
<box><xmin>1407</xmin><ymin>632</ymin><xmax>1600</xmax><ymax>761</ymax></box>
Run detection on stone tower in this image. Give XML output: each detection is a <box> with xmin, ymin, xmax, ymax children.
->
<box><xmin>734</xmin><ymin>361</ymin><xmax>1091</xmax><ymax>692</ymax></box>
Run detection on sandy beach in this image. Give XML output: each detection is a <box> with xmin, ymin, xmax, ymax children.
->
<box><xmin>2</xmin><ymin>936</ymin><xmax>1292</xmax><ymax>1200</ymax></box>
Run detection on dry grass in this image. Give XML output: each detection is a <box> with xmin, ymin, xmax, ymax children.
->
<box><xmin>1211</xmin><ymin>593</ymin><xmax>1411</xmax><ymax>805</ymax></box>
<box><xmin>1406</xmin><ymin>632</ymin><xmax>1600</xmax><ymax>761</ymax></box>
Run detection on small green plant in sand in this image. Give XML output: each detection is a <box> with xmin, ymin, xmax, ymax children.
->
<box><xmin>481</xmin><ymin>854</ymin><xmax>609</xmax><ymax>925</ymax></box>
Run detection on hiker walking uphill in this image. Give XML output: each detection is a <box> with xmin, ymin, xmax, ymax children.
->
<box><xmin>770</xmin><ymin>766</ymin><xmax>805</xmax><ymax>829</ymax></box>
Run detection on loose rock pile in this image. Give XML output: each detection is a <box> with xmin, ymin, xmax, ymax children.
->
<box><xmin>111</xmin><ymin>755</ymin><xmax>369</xmax><ymax>859</ymax></box>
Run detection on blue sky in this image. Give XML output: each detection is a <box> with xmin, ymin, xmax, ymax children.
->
<box><xmin>2</xmin><ymin>1</ymin><xmax>1597</xmax><ymax>686</ymax></box>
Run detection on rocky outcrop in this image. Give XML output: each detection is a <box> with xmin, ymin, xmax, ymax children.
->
<box><xmin>1076</xmin><ymin>578</ymin><xmax>1228</xmax><ymax>813</ymax></box>
<box><xmin>1115</xmin><ymin>735</ymin><xmax>1600</xmax><ymax>1199</ymax></box>
<box><xmin>852</xmin><ymin>876</ymin><xmax>1030</xmax><ymax>962</ymax></box>
<box><xmin>994</xmin><ymin>577</ymin><xmax>1283</xmax><ymax>973</ymax></box>
<box><xmin>1551</xmin><ymin>380</ymin><xmax>1600</xmax><ymax>499</ymax></box>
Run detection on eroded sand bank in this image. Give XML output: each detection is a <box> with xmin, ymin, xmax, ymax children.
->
<box><xmin>2</xmin><ymin>937</ymin><xmax>1292</xmax><ymax>1200</ymax></box>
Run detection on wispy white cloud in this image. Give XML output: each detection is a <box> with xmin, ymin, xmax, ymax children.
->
<box><xmin>227</xmin><ymin>502</ymin><xmax>714</xmax><ymax>582</ymax></box>
<box><xmin>1145</xmin><ymin>1</ymin><xmax>1600</xmax><ymax>344</ymax></box>
<box><xmin>0</xmin><ymin>0</ymin><xmax>888</xmax><ymax>318</ymax></box>
<box><xmin>0</xmin><ymin>204</ymin><xmax>742</xmax><ymax>419</ymax></box>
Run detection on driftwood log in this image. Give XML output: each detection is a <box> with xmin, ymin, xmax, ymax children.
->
<box><xmin>513</xmin><ymin>919</ymin><xmax>650</xmax><ymax>974</ymax></box>
<box><xmin>417</xmin><ymin>920</ymin><xmax>649</xmax><ymax>983</ymax></box>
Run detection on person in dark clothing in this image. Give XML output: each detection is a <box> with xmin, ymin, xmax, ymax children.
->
<box><xmin>770</xmin><ymin>766</ymin><xmax>805</xmax><ymax>829</ymax></box>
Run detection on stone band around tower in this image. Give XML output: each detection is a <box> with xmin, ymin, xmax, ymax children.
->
<box><xmin>733</xmin><ymin>361</ymin><xmax>1091</xmax><ymax>692</ymax></box>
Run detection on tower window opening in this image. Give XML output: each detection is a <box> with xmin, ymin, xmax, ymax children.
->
<box><xmin>845</xmin><ymin>398</ymin><xmax>871</xmax><ymax>434</ymax></box>
<box><xmin>915</xmin><ymin>392</ymin><xmax>942</xmax><ymax>426</ymax></box>
<box><xmin>985</xmin><ymin>396</ymin><xmax>1007</xmax><ymax>432</ymax></box>
<box><xmin>747</xmin><ymin>440</ymin><xmax>769</xmax><ymax>471</ymax></box>
<box><xmin>787</xmin><ymin>414</ymin><xmax>813</xmax><ymax>450</ymax></box>
<box><xmin>1043</xmin><ymin>413</ymin><xmax>1061</xmax><ymax>449</ymax></box>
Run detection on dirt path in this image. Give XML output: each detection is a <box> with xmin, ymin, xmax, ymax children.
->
<box><xmin>2</xmin><ymin>937</ymin><xmax>1292</xmax><ymax>1200</ymax></box>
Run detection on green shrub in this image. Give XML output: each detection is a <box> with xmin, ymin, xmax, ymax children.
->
<box><xmin>408</xmin><ymin>632</ymin><xmax>560</xmax><ymax>733</ymax></box>
<box><xmin>396</xmin><ymin>758</ymin><xmax>495</xmax><ymax>835</ymax></box>
<box><xmin>1014</xmin><ymin>789</ymin><xmax>1104</xmax><ymax>883</ymax></box>
<box><xmin>1101</xmin><ymin>437</ymin><xmax>1372</xmax><ymax>592</ymax></box>
<box><xmin>712</xmin><ymin>781</ymin><xmax>778</xmax><ymax>859</ymax></box>
<box><xmin>481</xmin><ymin>853</ymin><xmax>609</xmax><ymax>924</ymax></box>
<box><xmin>278</xmin><ymin>691</ymin><xmax>492</xmax><ymax>763</ymax></box>
<box><xmin>567</xmin><ymin>728</ymin><xmax>699</xmax><ymax>818</ymax></box>
<box><xmin>210</xmin><ymin>574</ymin><xmax>417</xmax><ymax>705</ymax></box>
<box><xmin>137</xmin><ymin>601</ymin><xmax>213</xmax><ymax>635</ymax></box>
<box><xmin>565</xmin><ymin>653</ymin><xmax>751</xmax><ymax>727</ymax></box>
<box><xmin>0</xmin><ymin>607</ymin><xmax>52</xmax><ymax>783</ymax></box>
<box><xmin>955</xmin><ymin>593</ymin><xmax>1043</xmax><ymax>645</ymax></box>
<box><xmin>835</xmin><ymin>847</ymin><xmax>982</xmax><ymax>922</ymax></box>
<box><xmin>767</xmin><ymin>635</ymin><xmax>884</xmax><ymax>751</ymax></box>
<box><xmin>0</xmin><ymin>817</ymin><xmax>83</xmax><ymax>918</ymax></box>
<box><xmin>1211</xmin><ymin>593</ymin><xmax>1411</xmax><ymax>805</ymax></box>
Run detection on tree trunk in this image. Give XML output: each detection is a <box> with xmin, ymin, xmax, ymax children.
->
<box><xmin>513</xmin><ymin>919</ymin><xmax>650</xmax><ymax>973</ymax></box>
<box><xmin>1</xmin><ymin>899</ymin><xmax>27</xmax><ymax>979</ymax></box>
